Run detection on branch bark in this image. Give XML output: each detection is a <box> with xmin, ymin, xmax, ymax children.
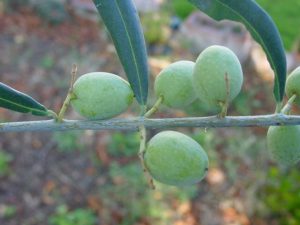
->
<box><xmin>1</xmin><ymin>114</ymin><xmax>300</xmax><ymax>132</ymax></box>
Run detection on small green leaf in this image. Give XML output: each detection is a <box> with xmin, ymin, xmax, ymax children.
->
<box><xmin>188</xmin><ymin>0</ymin><xmax>287</xmax><ymax>102</ymax></box>
<box><xmin>93</xmin><ymin>0</ymin><xmax>149</xmax><ymax>106</ymax></box>
<box><xmin>0</xmin><ymin>82</ymin><xmax>49</xmax><ymax>116</ymax></box>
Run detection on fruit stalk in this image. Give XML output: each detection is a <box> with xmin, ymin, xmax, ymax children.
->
<box><xmin>144</xmin><ymin>96</ymin><xmax>163</xmax><ymax>118</ymax></box>
<box><xmin>281</xmin><ymin>94</ymin><xmax>297</xmax><ymax>115</ymax></box>
<box><xmin>137</xmin><ymin>97</ymin><xmax>164</xmax><ymax>189</ymax></box>
<box><xmin>57</xmin><ymin>64</ymin><xmax>77</xmax><ymax>122</ymax></box>
<box><xmin>138</xmin><ymin>125</ymin><xmax>155</xmax><ymax>189</ymax></box>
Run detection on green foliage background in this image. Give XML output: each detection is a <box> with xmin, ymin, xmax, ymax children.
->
<box><xmin>256</xmin><ymin>0</ymin><xmax>300</xmax><ymax>50</ymax></box>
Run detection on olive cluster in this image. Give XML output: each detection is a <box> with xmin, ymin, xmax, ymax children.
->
<box><xmin>68</xmin><ymin>45</ymin><xmax>244</xmax><ymax>186</ymax></box>
<box><xmin>149</xmin><ymin>45</ymin><xmax>243</xmax><ymax>185</ymax></box>
<box><xmin>68</xmin><ymin>45</ymin><xmax>300</xmax><ymax>186</ymax></box>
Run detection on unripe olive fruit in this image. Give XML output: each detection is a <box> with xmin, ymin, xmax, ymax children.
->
<box><xmin>154</xmin><ymin>61</ymin><xmax>197</xmax><ymax>109</ymax></box>
<box><xmin>267</xmin><ymin>125</ymin><xmax>300</xmax><ymax>166</ymax></box>
<box><xmin>285</xmin><ymin>66</ymin><xmax>300</xmax><ymax>105</ymax></box>
<box><xmin>144</xmin><ymin>131</ymin><xmax>209</xmax><ymax>186</ymax></box>
<box><xmin>184</xmin><ymin>98</ymin><xmax>220</xmax><ymax>116</ymax></box>
<box><xmin>71</xmin><ymin>72</ymin><xmax>134</xmax><ymax>119</ymax></box>
<box><xmin>193</xmin><ymin>45</ymin><xmax>243</xmax><ymax>109</ymax></box>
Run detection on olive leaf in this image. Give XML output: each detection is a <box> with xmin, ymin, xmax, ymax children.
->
<box><xmin>93</xmin><ymin>0</ymin><xmax>149</xmax><ymax>106</ymax></box>
<box><xmin>188</xmin><ymin>0</ymin><xmax>287</xmax><ymax>102</ymax></box>
<box><xmin>0</xmin><ymin>82</ymin><xmax>49</xmax><ymax>116</ymax></box>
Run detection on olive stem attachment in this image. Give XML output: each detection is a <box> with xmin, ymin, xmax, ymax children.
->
<box><xmin>57</xmin><ymin>64</ymin><xmax>78</xmax><ymax>122</ymax></box>
<box><xmin>218</xmin><ymin>102</ymin><xmax>228</xmax><ymax>118</ymax></box>
<box><xmin>144</xmin><ymin>96</ymin><xmax>163</xmax><ymax>118</ymax></box>
<box><xmin>138</xmin><ymin>125</ymin><xmax>155</xmax><ymax>189</ymax></box>
<box><xmin>58</xmin><ymin>93</ymin><xmax>76</xmax><ymax>122</ymax></box>
<box><xmin>281</xmin><ymin>94</ymin><xmax>297</xmax><ymax>115</ymax></box>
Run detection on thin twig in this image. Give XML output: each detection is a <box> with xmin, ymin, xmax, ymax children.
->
<box><xmin>144</xmin><ymin>96</ymin><xmax>163</xmax><ymax>118</ymax></box>
<box><xmin>281</xmin><ymin>94</ymin><xmax>297</xmax><ymax>115</ymax></box>
<box><xmin>2</xmin><ymin>114</ymin><xmax>300</xmax><ymax>132</ymax></box>
<box><xmin>137</xmin><ymin>97</ymin><xmax>164</xmax><ymax>189</ymax></box>
<box><xmin>138</xmin><ymin>125</ymin><xmax>155</xmax><ymax>189</ymax></box>
<box><xmin>57</xmin><ymin>64</ymin><xmax>78</xmax><ymax>122</ymax></box>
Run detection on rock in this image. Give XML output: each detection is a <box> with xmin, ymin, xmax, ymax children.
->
<box><xmin>172</xmin><ymin>11</ymin><xmax>253</xmax><ymax>64</ymax></box>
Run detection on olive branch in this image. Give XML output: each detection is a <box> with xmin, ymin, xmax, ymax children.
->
<box><xmin>2</xmin><ymin>114</ymin><xmax>300</xmax><ymax>132</ymax></box>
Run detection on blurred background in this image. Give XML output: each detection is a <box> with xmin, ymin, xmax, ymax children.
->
<box><xmin>0</xmin><ymin>0</ymin><xmax>300</xmax><ymax>224</ymax></box>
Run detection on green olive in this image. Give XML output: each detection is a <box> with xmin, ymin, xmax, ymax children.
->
<box><xmin>285</xmin><ymin>66</ymin><xmax>300</xmax><ymax>105</ymax></box>
<box><xmin>144</xmin><ymin>131</ymin><xmax>209</xmax><ymax>186</ymax></box>
<box><xmin>184</xmin><ymin>98</ymin><xmax>220</xmax><ymax>116</ymax></box>
<box><xmin>71</xmin><ymin>72</ymin><xmax>134</xmax><ymax>119</ymax></box>
<box><xmin>154</xmin><ymin>61</ymin><xmax>197</xmax><ymax>109</ymax></box>
<box><xmin>193</xmin><ymin>45</ymin><xmax>243</xmax><ymax>110</ymax></box>
<box><xmin>267</xmin><ymin>125</ymin><xmax>300</xmax><ymax>166</ymax></box>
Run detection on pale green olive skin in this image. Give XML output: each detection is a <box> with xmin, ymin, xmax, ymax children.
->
<box><xmin>184</xmin><ymin>98</ymin><xmax>220</xmax><ymax>116</ymax></box>
<box><xmin>267</xmin><ymin>126</ymin><xmax>300</xmax><ymax>166</ymax></box>
<box><xmin>193</xmin><ymin>45</ymin><xmax>243</xmax><ymax>110</ymax></box>
<box><xmin>71</xmin><ymin>72</ymin><xmax>134</xmax><ymax>119</ymax></box>
<box><xmin>144</xmin><ymin>131</ymin><xmax>209</xmax><ymax>186</ymax></box>
<box><xmin>154</xmin><ymin>61</ymin><xmax>197</xmax><ymax>109</ymax></box>
<box><xmin>285</xmin><ymin>66</ymin><xmax>300</xmax><ymax>105</ymax></box>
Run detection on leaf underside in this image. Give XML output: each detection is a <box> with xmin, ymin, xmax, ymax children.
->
<box><xmin>93</xmin><ymin>0</ymin><xmax>149</xmax><ymax>106</ymax></box>
<box><xmin>0</xmin><ymin>82</ymin><xmax>48</xmax><ymax>116</ymax></box>
<box><xmin>188</xmin><ymin>0</ymin><xmax>287</xmax><ymax>103</ymax></box>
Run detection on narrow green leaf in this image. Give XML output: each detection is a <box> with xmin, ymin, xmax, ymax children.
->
<box><xmin>0</xmin><ymin>82</ymin><xmax>49</xmax><ymax>116</ymax></box>
<box><xmin>93</xmin><ymin>0</ymin><xmax>149</xmax><ymax>106</ymax></box>
<box><xmin>188</xmin><ymin>0</ymin><xmax>287</xmax><ymax>102</ymax></box>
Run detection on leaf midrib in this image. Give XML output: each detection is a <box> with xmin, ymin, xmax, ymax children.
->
<box><xmin>0</xmin><ymin>96</ymin><xmax>46</xmax><ymax>114</ymax></box>
<box><xmin>115</xmin><ymin>0</ymin><xmax>145</xmax><ymax>105</ymax></box>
